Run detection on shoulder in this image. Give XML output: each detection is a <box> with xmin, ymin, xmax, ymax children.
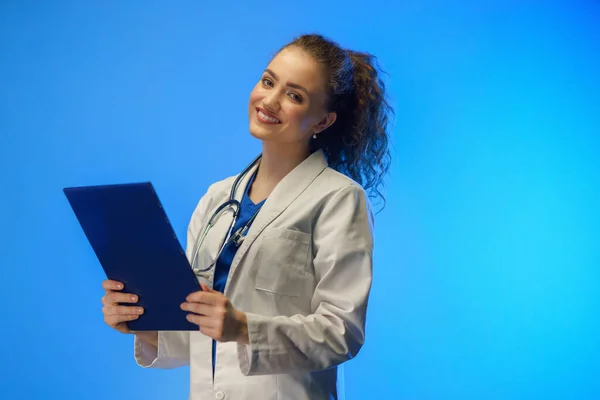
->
<box><xmin>308</xmin><ymin>167</ymin><xmax>374</xmax><ymax>221</ymax></box>
<box><xmin>310</xmin><ymin>168</ymin><xmax>375</xmax><ymax>242</ymax></box>
<box><xmin>320</xmin><ymin>166</ymin><xmax>362</xmax><ymax>186</ymax></box>
<box><xmin>314</xmin><ymin>167</ymin><xmax>369</xmax><ymax>200</ymax></box>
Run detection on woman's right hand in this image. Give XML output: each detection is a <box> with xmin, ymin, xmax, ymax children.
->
<box><xmin>101</xmin><ymin>280</ymin><xmax>158</xmax><ymax>347</ymax></box>
<box><xmin>101</xmin><ymin>279</ymin><xmax>144</xmax><ymax>334</ymax></box>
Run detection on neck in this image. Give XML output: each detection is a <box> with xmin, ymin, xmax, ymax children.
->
<box><xmin>250</xmin><ymin>141</ymin><xmax>310</xmax><ymax>201</ymax></box>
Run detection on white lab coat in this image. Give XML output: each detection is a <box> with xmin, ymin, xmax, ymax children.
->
<box><xmin>134</xmin><ymin>149</ymin><xmax>374</xmax><ymax>400</ymax></box>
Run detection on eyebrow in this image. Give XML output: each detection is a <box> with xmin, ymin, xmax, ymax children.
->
<box><xmin>264</xmin><ymin>69</ymin><xmax>309</xmax><ymax>95</ymax></box>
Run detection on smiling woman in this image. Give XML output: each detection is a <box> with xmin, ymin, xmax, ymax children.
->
<box><xmin>249</xmin><ymin>50</ymin><xmax>333</xmax><ymax>144</ymax></box>
<box><xmin>249</xmin><ymin>35</ymin><xmax>393</xmax><ymax>206</ymax></box>
<box><xmin>100</xmin><ymin>33</ymin><xmax>393</xmax><ymax>400</ymax></box>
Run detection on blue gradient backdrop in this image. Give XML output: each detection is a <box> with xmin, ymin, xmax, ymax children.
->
<box><xmin>1</xmin><ymin>1</ymin><xmax>598</xmax><ymax>399</ymax></box>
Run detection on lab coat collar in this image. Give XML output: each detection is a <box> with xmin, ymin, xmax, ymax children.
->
<box><xmin>226</xmin><ymin>149</ymin><xmax>328</xmax><ymax>282</ymax></box>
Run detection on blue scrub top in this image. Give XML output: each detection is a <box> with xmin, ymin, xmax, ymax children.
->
<box><xmin>213</xmin><ymin>172</ymin><xmax>265</xmax><ymax>292</ymax></box>
<box><xmin>212</xmin><ymin>171</ymin><xmax>265</xmax><ymax>374</ymax></box>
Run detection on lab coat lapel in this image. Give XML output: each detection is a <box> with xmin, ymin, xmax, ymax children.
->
<box><xmin>227</xmin><ymin>150</ymin><xmax>328</xmax><ymax>280</ymax></box>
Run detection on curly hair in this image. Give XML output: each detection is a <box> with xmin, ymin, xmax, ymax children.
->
<box><xmin>279</xmin><ymin>33</ymin><xmax>394</xmax><ymax>210</ymax></box>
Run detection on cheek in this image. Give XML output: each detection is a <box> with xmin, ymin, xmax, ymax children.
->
<box><xmin>248</xmin><ymin>85</ymin><xmax>262</xmax><ymax>105</ymax></box>
<box><xmin>284</xmin><ymin>106</ymin><xmax>315</xmax><ymax>130</ymax></box>
<box><xmin>285</xmin><ymin>108</ymin><xmax>304</xmax><ymax>124</ymax></box>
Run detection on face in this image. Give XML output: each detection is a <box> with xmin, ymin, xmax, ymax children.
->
<box><xmin>248</xmin><ymin>46</ymin><xmax>336</xmax><ymax>149</ymax></box>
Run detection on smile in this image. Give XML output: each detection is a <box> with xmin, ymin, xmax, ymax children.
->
<box><xmin>256</xmin><ymin>108</ymin><xmax>281</xmax><ymax>124</ymax></box>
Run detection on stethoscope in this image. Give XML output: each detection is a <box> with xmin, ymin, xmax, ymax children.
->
<box><xmin>190</xmin><ymin>154</ymin><xmax>263</xmax><ymax>274</ymax></box>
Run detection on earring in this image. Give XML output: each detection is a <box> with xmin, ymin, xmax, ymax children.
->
<box><xmin>312</xmin><ymin>133</ymin><xmax>317</xmax><ymax>139</ymax></box>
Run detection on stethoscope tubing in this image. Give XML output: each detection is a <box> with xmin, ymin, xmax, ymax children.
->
<box><xmin>190</xmin><ymin>154</ymin><xmax>262</xmax><ymax>274</ymax></box>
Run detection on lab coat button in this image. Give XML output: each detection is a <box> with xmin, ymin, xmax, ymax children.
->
<box><xmin>215</xmin><ymin>391</ymin><xmax>225</xmax><ymax>400</ymax></box>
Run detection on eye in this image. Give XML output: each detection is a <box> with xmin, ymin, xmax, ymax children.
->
<box><xmin>262</xmin><ymin>77</ymin><xmax>274</xmax><ymax>87</ymax></box>
<box><xmin>288</xmin><ymin>92</ymin><xmax>303</xmax><ymax>103</ymax></box>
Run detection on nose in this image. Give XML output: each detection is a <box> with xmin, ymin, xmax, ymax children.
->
<box><xmin>262</xmin><ymin>89</ymin><xmax>281</xmax><ymax>113</ymax></box>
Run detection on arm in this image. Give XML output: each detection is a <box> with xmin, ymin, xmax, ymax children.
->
<box><xmin>237</xmin><ymin>185</ymin><xmax>374</xmax><ymax>375</ymax></box>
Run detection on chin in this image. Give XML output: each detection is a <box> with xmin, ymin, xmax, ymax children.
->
<box><xmin>249</xmin><ymin>120</ymin><xmax>278</xmax><ymax>141</ymax></box>
<box><xmin>248</xmin><ymin>128</ymin><xmax>262</xmax><ymax>140</ymax></box>
<box><xmin>249</xmin><ymin>125</ymin><xmax>270</xmax><ymax>142</ymax></box>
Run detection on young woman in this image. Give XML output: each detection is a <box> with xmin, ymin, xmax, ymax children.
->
<box><xmin>101</xmin><ymin>33</ymin><xmax>393</xmax><ymax>400</ymax></box>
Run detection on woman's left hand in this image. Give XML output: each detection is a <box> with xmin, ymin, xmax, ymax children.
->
<box><xmin>181</xmin><ymin>283</ymin><xmax>249</xmax><ymax>344</ymax></box>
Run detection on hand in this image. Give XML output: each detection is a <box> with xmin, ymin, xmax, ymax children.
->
<box><xmin>181</xmin><ymin>283</ymin><xmax>249</xmax><ymax>344</ymax></box>
<box><xmin>101</xmin><ymin>279</ymin><xmax>143</xmax><ymax>334</ymax></box>
<box><xmin>101</xmin><ymin>280</ymin><xmax>158</xmax><ymax>346</ymax></box>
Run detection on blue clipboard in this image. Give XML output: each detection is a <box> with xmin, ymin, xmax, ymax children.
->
<box><xmin>64</xmin><ymin>182</ymin><xmax>201</xmax><ymax>331</ymax></box>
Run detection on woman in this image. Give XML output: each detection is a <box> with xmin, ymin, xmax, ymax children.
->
<box><xmin>101</xmin><ymin>33</ymin><xmax>393</xmax><ymax>400</ymax></box>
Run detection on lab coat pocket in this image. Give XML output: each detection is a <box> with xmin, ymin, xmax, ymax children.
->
<box><xmin>255</xmin><ymin>228</ymin><xmax>311</xmax><ymax>297</ymax></box>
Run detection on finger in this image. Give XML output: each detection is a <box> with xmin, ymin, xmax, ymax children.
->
<box><xmin>186</xmin><ymin>291</ymin><xmax>219</xmax><ymax>305</ymax></box>
<box><xmin>186</xmin><ymin>314</ymin><xmax>218</xmax><ymax>329</ymax></box>
<box><xmin>192</xmin><ymin>323</ymin><xmax>216</xmax><ymax>340</ymax></box>
<box><xmin>103</xmin><ymin>305</ymin><xmax>144</xmax><ymax>316</ymax></box>
<box><xmin>200</xmin><ymin>283</ymin><xmax>217</xmax><ymax>293</ymax></box>
<box><xmin>180</xmin><ymin>302</ymin><xmax>213</xmax><ymax>316</ymax></box>
<box><xmin>105</xmin><ymin>314</ymin><xmax>140</xmax><ymax>326</ymax></box>
<box><xmin>196</xmin><ymin>323</ymin><xmax>224</xmax><ymax>342</ymax></box>
<box><xmin>102</xmin><ymin>280</ymin><xmax>124</xmax><ymax>291</ymax></box>
<box><xmin>199</xmin><ymin>326</ymin><xmax>214</xmax><ymax>339</ymax></box>
<box><xmin>101</xmin><ymin>292</ymin><xmax>113</xmax><ymax>306</ymax></box>
<box><xmin>108</xmin><ymin>292</ymin><xmax>139</xmax><ymax>305</ymax></box>
<box><xmin>186</xmin><ymin>290</ymin><xmax>205</xmax><ymax>303</ymax></box>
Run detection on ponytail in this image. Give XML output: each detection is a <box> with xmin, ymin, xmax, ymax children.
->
<box><xmin>282</xmin><ymin>34</ymin><xmax>394</xmax><ymax>210</ymax></box>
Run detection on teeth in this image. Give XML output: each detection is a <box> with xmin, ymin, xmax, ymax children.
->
<box><xmin>258</xmin><ymin>110</ymin><xmax>280</xmax><ymax>123</ymax></box>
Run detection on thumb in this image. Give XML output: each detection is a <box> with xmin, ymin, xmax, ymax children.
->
<box><xmin>200</xmin><ymin>282</ymin><xmax>217</xmax><ymax>293</ymax></box>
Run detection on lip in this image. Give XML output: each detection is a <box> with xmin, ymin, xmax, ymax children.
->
<box><xmin>256</xmin><ymin>107</ymin><xmax>281</xmax><ymax>123</ymax></box>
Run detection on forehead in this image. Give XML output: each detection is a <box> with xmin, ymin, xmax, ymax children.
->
<box><xmin>266</xmin><ymin>47</ymin><xmax>327</xmax><ymax>95</ymax></box>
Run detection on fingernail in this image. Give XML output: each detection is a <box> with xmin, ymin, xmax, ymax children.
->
<box><xmin>137</xmin><ymin>308</ymin><xmax>143</xmax><ymax>314</ymax></box>
<box><xmin>116</xmin><ymin>284</ymin><xmax>123</xmax><ymax>289</ymax></box>
<box><xmin>131</xmin><ymin>296</ymin><xmax>137</xmax><ymax>302</ymax></box>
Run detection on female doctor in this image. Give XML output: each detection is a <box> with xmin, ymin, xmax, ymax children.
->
<box><xmin>101</xmin><ymin>34</ymin><xmax>393</xmax><ymax>400</ymax></box>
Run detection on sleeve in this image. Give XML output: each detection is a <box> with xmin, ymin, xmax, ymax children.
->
<box><xmin>237</xmin><ymin>184</ymin><xmax>374</xmax><ymax>375</ymax></box>
<box><xmin>133</xmin><ymin>183</ymin><xmax>219</xmax><ymax>368</ymax></box>
<box><xmin>134</xmin><ymin>331</ymin><xmax>190</xmax><ymax>368</ymax></box>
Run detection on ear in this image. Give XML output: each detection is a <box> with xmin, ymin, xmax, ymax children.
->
<box><xmin>313</xmin><ymin>112</ymin><xmax>337</xmax><ymax>134</ymax></box>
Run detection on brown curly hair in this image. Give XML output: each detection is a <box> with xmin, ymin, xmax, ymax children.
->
<box><xmin>279</xmin><ymin>33</ymin><xmax>394</xmax><ymax>210</ymax></box>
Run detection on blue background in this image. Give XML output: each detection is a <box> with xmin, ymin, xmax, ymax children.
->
<box><xmin>1</xmin><ymin>1</ymin><xmax>598</xmax><ymax>399</ymax></box>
